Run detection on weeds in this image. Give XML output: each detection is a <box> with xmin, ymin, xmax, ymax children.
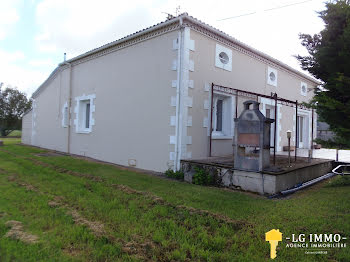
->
<box><xmin>164</xmin><ymin>169</ymin><xmax>184</xmax><ymax>180</ymax></box>
<box><xmin>192</xmin><ymin>167</ymin><xmax>214</xmax><ymax>186</ymax></box>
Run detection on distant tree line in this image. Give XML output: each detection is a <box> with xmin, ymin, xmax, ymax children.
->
<box><xmin>0</xmin><ymin>83</ymin><xmax>32</xmax><ymax>137</ymax></box>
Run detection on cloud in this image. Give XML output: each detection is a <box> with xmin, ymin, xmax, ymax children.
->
<box><xmin>28</xmin><ymin>58</ymin><xmax>55</xmax><ymax>68</ymax></box>
<box><xmin>0</xmin><ymin>0</ymin><xmax>21</xmax><ymax>39</ymax></box>
<box><xmin>0</xmin><ymin>49</ymin><xmax>49</xmax><ymax>96</ymax></box>
<box><xmin>35</xmin><ymin>0</ymin><xmax>167</xmax><ymax>58</ymax></box>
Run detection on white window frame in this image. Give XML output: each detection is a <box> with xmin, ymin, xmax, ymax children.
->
<box><xmin>211</xmin><ymin>92</ymin><xmax>234</xmax><ymax>139</ymax></box>
<box><xmin>300</xmin><ymin>82</ymin><xmax>307</xmax><ymax>96</ymax></box>
<box><xmin>61</xmin><ymin>102</ymin><xmax>69</xmax><ymax>128</ymax></box>
<box><xmin>267</xmin><ymin>67</ymin><xmax>278</xmax><ymax>87</ymax></box>
<box><xmin>296</xmin><ymin>109</ymin><xmax>311</xmax><ymax>149</ymax></box>
<box><xmin>215</xmin><ymin>44</ymin><xmax>232</xmax><ymax>72</ymax></box>
<box><xmin>260</xmin><ymin>97</ymin><xmax>282</xmax><ymax>151</ymax></box>
<box><xmin>74</xmin><ymin>94</ymin><xmax>96</xmax><ymax>134</ymax></box>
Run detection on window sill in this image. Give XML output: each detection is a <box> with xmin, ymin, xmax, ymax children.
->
<box><xmin>76</xmin><ymin>129</ymin><xmax>91</xmax><ymax>134</ymax></box>
<box><xmin>212</xmin><ymin>135</ymin><xmax>232</xmax><ymax>140</ymax></box>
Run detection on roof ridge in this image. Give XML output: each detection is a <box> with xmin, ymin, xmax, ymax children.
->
<box><xmin>33</xmin><ymin>12</ymin><xmax>319</xmax><ymax>98</ymax></box>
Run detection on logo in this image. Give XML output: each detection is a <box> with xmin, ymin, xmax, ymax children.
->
<box><xmin>265</xmin><ymin>229</ymin><xmax>282</xmax><ymax>259</ymax></box>
<box><xmin>265</xmin><ymin>229</ymin><xmax>347</xmax><ymax>259</ymax></box>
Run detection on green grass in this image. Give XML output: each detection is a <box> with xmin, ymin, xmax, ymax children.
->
<box><xmin>7</xmin><ymin>130</ymin><xmax>22</xmax><ymax>137</ymax></box>
<box><xmin>0</xmin><ymin>140</ymin><xmax>349</xmax><ymax>261</ymax></box>
<box><xmin>0</xmin><ymin>138</ymin><xmax>21</xmax><ymax>145</ymax></box>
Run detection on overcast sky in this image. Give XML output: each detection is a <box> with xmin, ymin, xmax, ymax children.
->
<box><xmin>0</xmin><ymin>0</ymin><xmax>326</xmax><ymax>96</ymax></box>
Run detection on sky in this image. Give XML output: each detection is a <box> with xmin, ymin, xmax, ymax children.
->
<box><xmin>0</xmin><ymin>0</ymin><xmax>327</xmax><ymax>96</ymax></box>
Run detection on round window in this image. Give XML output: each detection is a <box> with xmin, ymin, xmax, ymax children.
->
<box><xmin>302</xmin><ymin>85</ymin><xmax>306</xmax><ymax>93</ymax></box>
<box><xmin>269</xmin><ymin>72</ymin><xmax>276</xmax><ymax>82</ymax></box>
<box><xmin>219</xmin><ymin>52</ymin><xmax>229</xmax><ymax>64</ymax></box>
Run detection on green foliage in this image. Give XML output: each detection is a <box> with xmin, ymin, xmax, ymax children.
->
<box><xmin>296</xmin><ymin>0</ymin><xmax>350</xmax><ymax>147</ymax></box>
<box><xmin>314</xmin><ymin>138</ymin><xmax>350</xmax><ymax>149</ymax></box>
<box><xmin>192</xmin><ymin>167</ymin><xmax>214</xmax><ymax>186</ymax></box>
<box><xmin>0</xmin><ymin>83</ymin><xmax>32</xmax><ymax>136</ymax></box>
<box><xmin>164</xmin><ymin>169</ymin><xmax>184</xmax><ymax>180</ymax></box>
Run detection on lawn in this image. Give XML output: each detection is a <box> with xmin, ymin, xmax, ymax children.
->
<box><xmin>0</xmin><ymin>139</ymin><xmax>349</xmax><ymax>261</ymax></box>
<box><xmin>1</xmin><ymin>130</ymin><xmax>22</xmax><ymax>137</ymax></box>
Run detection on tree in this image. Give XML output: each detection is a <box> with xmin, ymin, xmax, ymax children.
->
<box><xmin>296</xmin><ymin>0</ymin><xmax>350</xmax><ymax>148</ymax></box>
<box><xmin>0</xmin><ymin>83</ymin><xmax>32</xmax><ymax>136</ymax></box>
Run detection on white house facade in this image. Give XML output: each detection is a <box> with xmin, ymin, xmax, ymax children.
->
<box><xmin>22</xmin><ymin>13</ymin><xmax>319</xmax><ymax>172</ymax></box>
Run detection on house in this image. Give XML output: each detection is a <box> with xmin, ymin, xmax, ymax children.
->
<box><xmin>317</xmin><ymin>121</ymin><xmax>335</xmax><ymax>141</ymax></box>
<box><xmin>21</xmin><ymin>13</ymin><xmax>319</xmax><ymax>172</ymax></box>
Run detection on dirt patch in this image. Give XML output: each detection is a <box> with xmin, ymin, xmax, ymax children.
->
<box><xmin>68</xmin><ymin>209</ymin><xmax>106</xmax><ymax>237</ymax></box>
<box><xmin>48</xmin><ymin>201</ymin><xmax>60</xmax><ymax>208</ymax></box>
<box><xmin>35</xmin><ymin>152</ymin><xmax>67</xmax><ymax>157</ymax></box>
<box><xmin>5</xmin><ymin>220</ymin><xmax>39</xmax><ymax>244</ymax></box>
<box><xmin>47</xmin><ymin>197</ymin><xmax>106</xmax><ymax>238</ymax></box>
<box><xmin>112</xmin><ymin>184</ymin><xmax>165</xmax><ymax>204</ymax></box>
<box><xmin>48</xmin><ymin>197</ymin><xmax>158</xmax><ymax>260</ymax></box>
<box><xmin>7</xmin><ymin>174</ymin><xmax>18</xmax><ymax>182</ymax></box>
<box><xmin>31</xmin><ymin>159</ymin><xmax>103</xmax><ymax>182</ymax></box>
<box><xmin>17</xmin><ymin>182</ymin><xmax>38</xmax><ymax>192</ymax></box>
<box><xmin>48</xmin><ymin>195</ymin><xmax>65</xmax><ymax>208</ymax></box>
<box><xmin>111</xmin><ymin>184</ymin><xmax>246</xmax><ymax>228</ymax></box>
<box><xmin>62</xmin><ymin>245</ymin><xmax>82</xmax><ymax>257</ymax></box>
<box><xmin>0</xmin><ymin>211</ymin><xmax>7</xmax><ymax>218</ymax></box>
<box><xmin>122</xmin><ymin>239</ymin><xmax>157</xmax><ymax>260</ymax></box>
<box><xmin>5</xmin><ymin>173</ymin><xmax>38</xmax><ymax>192</ymax></box>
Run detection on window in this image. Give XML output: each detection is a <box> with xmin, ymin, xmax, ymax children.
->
<box><xmin>74</xmin><ymin>94</ymin><xmax>95</xmax><ymax>133</ymax></box>
<box><xmin>212</xmin><ymin>94</ymin><xmax>234</xmax><ymax>138</ymax></box>
<box><xmin>62</xmin><ymin>102</ymin><xmax>69</xmax><ymax>127</ymax></box>
<box><xmin>219</xmin><ymin>52</ymin><xmax>229</xmax><ymax>64</ymax></box>
<box><xmin>79</xmin><ymin>99</ymin><xmax>91</xmax><ymax>132</ymax></box>
<box><xmin>301</xmin><ymin>82</ymin><xmax>307</xmax><ymax>96</ymax></box>
<box><xmin>85</xmin><ymin>102</ymin><xmax>90</xmax><ymax>128</ymax></box>
<box><xmin>216</xmin><ymin>99</ymin><xmax>223</xmax><ymax>131</ymax></box>
<box><xmin>267</xmin><ymin>67</ymin><xmax>277</xmax><ymax>87</ymax></box>
<box><xmin>215</xmin><ymin>44</ymin><xmax>232</xmax><ymax>71</ymax></box>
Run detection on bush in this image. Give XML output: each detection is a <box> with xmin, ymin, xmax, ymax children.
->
<box><xmin>192</xmin><ymin>167</ymin><xmax>214</xmax><ymax>186</ymax></box>
<box><xmin>165</xmin><ymin>169</ymin><xmax>184</xmax><ymax>180</ymax></box>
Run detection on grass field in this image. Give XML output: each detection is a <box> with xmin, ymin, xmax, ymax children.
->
<box><xmin>0</xmin><ymin>138</ymin><xmax>349</xmax><ymax>261</ymax></box>
<box><xmin>4</xmin><ymin>130</ymin><xmax>22</xmax><ymax>137</ymax></box>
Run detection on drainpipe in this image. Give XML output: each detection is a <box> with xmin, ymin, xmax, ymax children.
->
<box><xmin>62</xmin><ymin>61</ymin><xmax>72</xmax><ymax>154</ymax></box>
<box><xmin>174</xmin><ymin>16</ymin><xmax>184</xmax><ymax>171</ymax></box>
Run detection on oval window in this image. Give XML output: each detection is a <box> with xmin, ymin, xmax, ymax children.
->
<box><xmin>219</xmin><ymin>52</ymin><xmax>229</xmax><ymax>64</ymax></box>
<box><xmin>269</xmin><ymin>72</ymin><xmax>276</xmax><ymax>82</ymax></box>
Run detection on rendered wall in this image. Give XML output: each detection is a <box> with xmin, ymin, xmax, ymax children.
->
<box><xmin>31</xmin><ymin>29</ymin><xmax>179</xmax><ymax>172</ymax></box>
<box><xmin>68</xmin><ymin>30</ymin><xmax>178</xmax><ymax>172</ymax></box>
<box><xmin>21</xmin><ymin>110</ymin><xmax>32</xmax><ymax>145</ymax></box>
<box><xmin>188</xmin><ymin>28</ymin><xmax>318</xmax><ymax>159</ymax></box>
<box><xmin>31</xmin><ymin>68</ymin><xmax>70</xmax><ymax>152</ymax></box>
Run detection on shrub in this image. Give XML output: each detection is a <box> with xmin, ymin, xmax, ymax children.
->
<box><xmin>165</xmin><ymin>169</ymin><xmax>184</xmax><ymax>180</ymax></box>
<box><xmin>192</xmin><ymin>167</ymin><xmax>214</xmax><ymax>186</ymax></box>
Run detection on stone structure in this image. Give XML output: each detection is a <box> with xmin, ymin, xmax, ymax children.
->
<box><xmin>234</xmin><ymin>101</ymin><xmax>274</xmax><ymax>172</ymax></box>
